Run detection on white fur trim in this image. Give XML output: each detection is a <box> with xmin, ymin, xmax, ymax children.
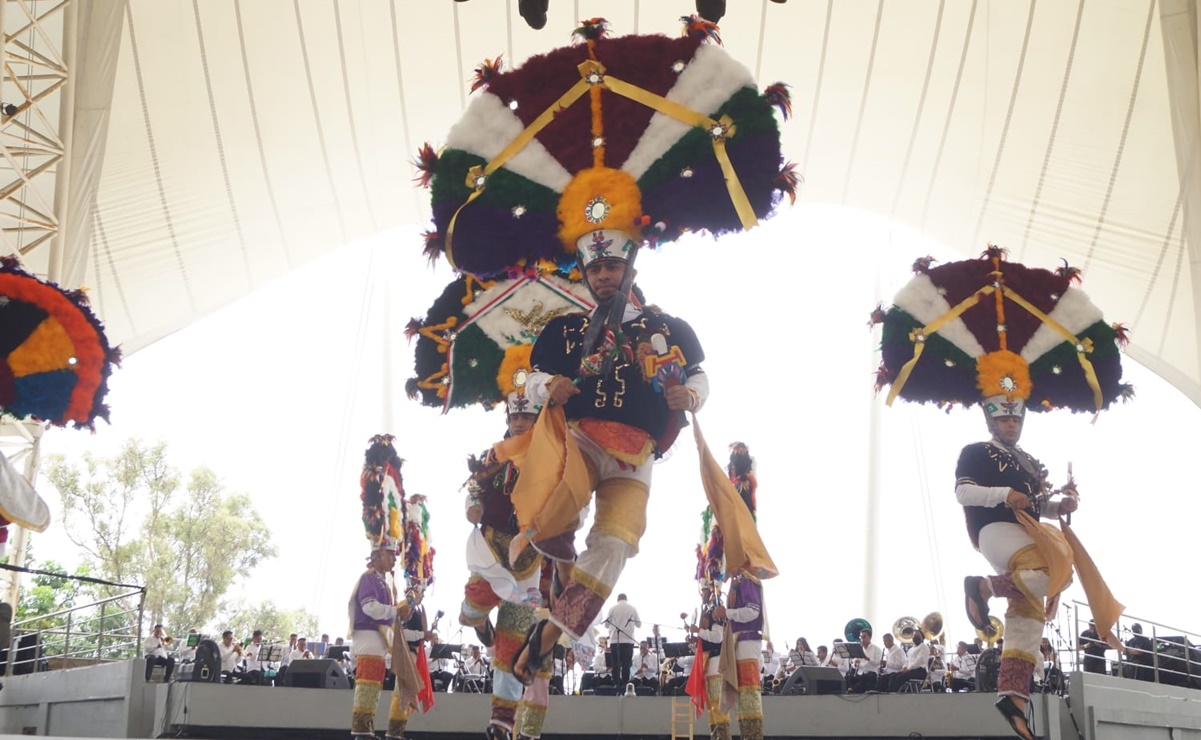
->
<box><xmin>444</xmin><ymin>91</ymin><xmax>573</xmax><ymax>192</ymax></box>
<box><xmin>622</xmin><ymin>44</ymin><xmax>756</xmax><ymax>180</ymax></box>
<box><xmin>892</xmin><ymin>274</ymin><xmax>988</xmax><ymax>358</ymax></box>
<box><xmin>1019</xmin><ymin>287</ymin><xmax>1104</xmax><ymax>364</ymax></box>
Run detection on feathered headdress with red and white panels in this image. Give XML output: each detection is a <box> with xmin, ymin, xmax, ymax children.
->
<box><xmin>360</xmin><ymin>434</ymin><xmax>405</xmax><ymax>557</ymax></box>
<box><xmin>871</xmin><ymin>246</ymin><xmax>1133</xmax><ymax>415</ymax></box>
<box><xmin>414</xmin><ymin>16</ymin><xmax>797</xmax><ymax>278</ymax></box>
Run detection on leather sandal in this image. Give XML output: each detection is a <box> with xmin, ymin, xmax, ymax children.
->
<box><xmin>964</xmin><ymin>576</ymin><xmax>994</xmax><ymax>634</ymax></box>
<box><xmin>995</xmin><ymin>695</ymin><xmax>1034</xmax><ymax>740</ymax></box>
<box><xmin>510</xmin><ymin>619</ymin><xmax>552</xmax><ymax>687</ymax></box>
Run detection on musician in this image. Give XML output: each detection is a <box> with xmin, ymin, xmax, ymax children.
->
<box><xmin>243</xmin><ymin>630</ymin><xmax>268</xmax><ymax>686</ymax></box>
<box><xmin>784</xmin><ymin>637</ymin><xmax>817</xmax><ymax>675</ymax></box>
<box><xmin>948</xmin><ymin>641</ymin><xmax>978</xmax><ymax>693</ymax></box>
<box><xmin>824</xmin><ymin>640</ymin><xmax>848</xmax><ymax>677</ymax></box>
<box><xmin>690</xmin><ymin>581</ymin><xmax>729</xmax><ymax>739</ymax></box>
<box><xmin>277</xmin><ymin>632</ymin><xmax>298</xmax><ymax>685</ymax></box>
<box><xmin>606</xmin><ymin>594</ymin><xmax>642</xmax><ymax>689</ymax></box>
<box><xmin>759</xmin><ymin>641</ymin><xmax>780</xmax><ymax>691</ymax></box>
<box><xmin>648</xmin><ymin>624</ymin><xmax>668</xmax><ymax>657</ymax></box>
<box><xmin>1079</xmin><ymin>619</ymin><xmax>1107</xmax><ymax>675</ymax></box>
<box><xmin>464</xmin><ymin>645</ymin><xmax>489</xmax><ymax>676</ymax></box>
<box><xmin>881</xmin><ymin>633</ymin><xmax>904</xmax><ymax>682</ymax></box>
<box><xmin>178</xmin><ymin>629</ymin><xmax>199</xmax><ymax>662</ymax></box>
<box><xmin>847</xmin><ymin>628</ymin><xmax>884</xmax><ymax>693</ymax></box>
<box><xmin>142</xmin><ymin>624</ymin><xmax>176</xmax><ymax>683</ymax></box>
<box><xmin>218</xmin><ymin>630</ymin><xmax>243</xmax><ymax>683</ymax></box>
<box><xmin>425</xmin><ymin>635</ymin><xmax>455</xmax><ymax>692</ymax></box>
<box><xmin>289</xmin><ymin>636</ymin><xmax>314</xmax><ymax>663</ymax></box>
<box><xmin>663</xmin><ymin>650</ymin><xmax>692</xmax><ymax>696</ymax></box>
<box><xmin>627</xmin><ymin>640</ymin><xmax>658</xmax><ymax>694</ymax></box>
<box><xmin>885</xmin><ymin>630</ymin><xmax>929</xmax><ymax>692</ymax></box>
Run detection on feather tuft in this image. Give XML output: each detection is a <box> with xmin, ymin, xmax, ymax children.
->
<box><xmin>763</xmin><ymin>82</ymin><xmax>792</xmax><ymax>120</ymax></box>
<box><xmin>774</xmin><ymin>161</ymin><xmax>802</xmax><ymax>205</ymax></box>
<box><xmin>422</xmin><ymin>230</ymin><xmax>444</xmax><ymax>265</ymax></box>
<box><xmin>1056</xmin><ymin>258</ymin><xmax>1082</xmax><ymax>285</ymax></box>
<box><xmin>404</xmin><ymin>378</ymin><xmax>419</xmax><ymax>400</ymax></box>
<box><xmin>867</xmin><ymin>302</ymin><xmax>887</xmax><ymax>328</ymax></box>
<box><xmin>470</xmin><ymin>55</ymin><xmax>504</xmax><ymax>94</ymax></box>
<box><xmin>1118</xmin><ymin>383</ymin><xmax>1136</xmax><ymax>402</ymax></box>
<box><xmin>412</xmin><ymin>142</ymin><xmax>439</xmax><ymax>188</ymax></box>
<box><xmin>1112</xmin><ymin>322</ymin><xmax>1131</xmax><ymax>348</ymax></box>
<box><xmin>873</xmin><ymin>364</ymin><xmax>893</xmax><ymax>394</ymax></box>
<box><xmin>573</xmin><ymin>17</ymin><xmax>610</xmax><ymax>42</ymax></box>
<box><xmin>981</xmin><ymin>244</ymin><xmax>1009</xmax><ymax>261</ymax></box>
<box><xmin>680</xmin><ymin>14</ymin><xmax>722</xmax><ymax>45</ymax></box>
<box><xmin>912</xmin><ymin>255</ymin><xmax>936</xmax><ymax>273</ymax></box>
<box><xmin>404</xmin><ymin>318</ymin><xmax>423</xmax><ymax>341</ymax></box>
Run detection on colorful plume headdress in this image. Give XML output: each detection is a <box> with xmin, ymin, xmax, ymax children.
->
<box><xmin>0</xmin><ymin>255</ymin><xmax>121</xmax><ymax>429</ymax></box>
<box><xmin>404</xmin><ymin>494</ymin><xmax>435</xmax><ymax>590</ymax></box>
<box><xmin>871</xmin><ymin>247</ymin><xmax>1132</xmax><ymax>414</ymax></box>
<box><xmin>406</xmin><ymin>271</ymin><xmax>594</xmax><ymax>412</ymax></box>
<box><xmin>695</xmin><ymin>441</ymin><xmax>759</xmax><ymax>584</ymax></box>
<box><xmin>416</xmin><ymin>17</ymin><xmax>795</xmax><ymax>278</ymax></box>
<box><xmin>360</xmin><ymin>434</ymin><xmax>405</xmax><ymax>555</ymax></box>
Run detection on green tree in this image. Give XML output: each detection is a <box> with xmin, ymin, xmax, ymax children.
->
<box><xmin>220</xmin><ymin>601</ymin><xmax>321</xmax><ymax>645</ymax></box>
<box><xmin>14</xmin><ymin>556</ymin><xmax>90</xmax><ymax>631</ymax></box>
<box><xmin>45</xmin><ymin>439</ymin><xmax>277</xmax><ymax>637</ymax></box>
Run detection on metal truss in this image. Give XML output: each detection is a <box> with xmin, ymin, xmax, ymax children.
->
<box><xmin>0</xmin><ymin>0</ymin><xmax>75</xmax><ymax>276</ymax></box>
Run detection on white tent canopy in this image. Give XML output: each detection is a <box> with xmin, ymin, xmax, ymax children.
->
<box><xmin>9</xmin><ymin>0</ymin><xmax>1201</xmax><ymax>405</ymax></box>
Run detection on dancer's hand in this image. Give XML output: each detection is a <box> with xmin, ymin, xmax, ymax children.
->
<box><xmin>466</xmin><ymin>505</ymin><xmax>483</xmax><ymax>524</ymax></box>
<box><xmin>1006</xmin><ymin>489</ymin><xmax>1032</xmax><ymax>510</ymax></box>
<box><xmin>547</xmin><ymin>376</ymin><xmax>579</xmax><ymax>406</ymax></box>
<box><xmin>1059</xmin><ymin>496</ymin><xmax>1078</xmax><ymax>514</ymax></box>
<box><xmin>665</xmin><ymin>385</ymin><xmax>696</xmax><ymax>411</ymax></box>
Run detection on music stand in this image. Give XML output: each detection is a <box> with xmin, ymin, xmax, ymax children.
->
<box><xmin>663</xmin><ymin>642</ymin><xmax>692</xmax><ymax>659</ymax></box>
<box><xmin>965</xmin><ymin>644</ymin><xmax>982</xmax><ymax>655</ymax></box>
<box><xmin>328</xmin><ymin>645</ymin><xmax>350</xmax><ymax>662</ymax></box>
<box><xmin>430</xmin><ymin>644</ymin><xmax>461</xmax><ymax>661</ymax></box>
<box><xmin>258</xmin><ymin>644</ymin><xmax>284</xmax><ymax>663</ymax></box>
<box><xmin>835</xmin><ymin>643</ymin><xmax>866</xmax><ymax>661</ymax></box>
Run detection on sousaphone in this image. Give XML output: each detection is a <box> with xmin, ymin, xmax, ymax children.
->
<box><xmin>892</xmin><ymin>615</ymin><xmax>920</xmax><ymax>645</ymax></box>
<box><xmin>976</xmin><ymin>616</ymin><xmax>1004</xmax><ymax>646</ymax></box>
<box><xmin>844</xmin><ymin>618</ymin><xmax>872</xmax><ymax>643</ymax></box>
<box><xmin>921</xmin><ymin>611</ymin><xmax>944</xmax><ymax>642</ymax></box>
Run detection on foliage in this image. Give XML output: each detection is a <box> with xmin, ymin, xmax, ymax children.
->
<box><xmin>220</xmin><ymin>601</ymin><xmax>322</xmax><ymax>644</ymax></box>
<box><xmin>45</xmin><ymin>439</ymin><xmax>278</xmax><ymax>638</ymax></box>
<box><xmin>14</xmin><ymin>556</ymin><xmax>90</xmax><ymax>631</ymax></box>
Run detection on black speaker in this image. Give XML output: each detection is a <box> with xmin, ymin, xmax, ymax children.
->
<box><xmin>285</xmin><ymin>658</ymin><xmax>350</xmax><ymax>689</ymax></box>
<box><xmin>779</xmin><ymin>666</ymin><xmax>844</xmax><ymax>696</ymax></box>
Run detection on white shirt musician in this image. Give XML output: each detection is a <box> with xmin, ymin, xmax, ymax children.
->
<box><xmin>463</xmin><ymin>646</ymin><xmax>489</xmax><ymax>676</ymax></box>
<box><xmin>288</xmin><ymin>637</ymin><xmax>314</xmax><ymax>663</ymax></box>
<box><xmin>633</xmin><ymin>641</ymin><xmax>660</xmax><ymax>680</ymax></box>
<box><xmin>760</xmin><ymin>641</ymin><xmax>780</xmax><ymax>678</ymax></box>
<box><xmin>218</xmin><ymin>631</ymin><xmax>242</xmax><ymax>674</ymax></box>
<box><xmin>881</xmin><ymin>634</ymin><xmax>905</xmax><ymax>675</ymax></box>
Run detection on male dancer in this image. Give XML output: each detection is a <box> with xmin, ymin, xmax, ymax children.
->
<box><xmin>459</xmin><ymin>391</ymin><xmax>555</xmax><ymax>740</ymax></box>
<box><xmin>716</xmin><ymin>573</ymin><xmax>765</xmax><ymax>740</ymax></box>
<box><xmin>957</xmin><ymin>398</ymin><xmax>1077</xmax><ymax>739</ymax></box>
<box><xmin>688</xmin><ymin>581</ymin><xmax>729</xmax><ymax>740</ymax></box>
<box><xmin>350</xmin><ymin>435</ymin><xmax>422</xmax><ymax>740</ymax></box>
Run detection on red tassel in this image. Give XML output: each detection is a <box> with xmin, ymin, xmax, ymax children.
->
<box><xmin>912</xmin><ymin>255</ymin><xmax>936</xmax><ymax>273</ymax></box>
<box><xmin>685</xmin><ymin>641</ymin><xmax>708</xmax><ymax>716</ymax></box>
<box><xmin>774</xmin><ymin>161</ymin><xmax>802</xmax><ymax>205</ymax></box>
<box><xmin>1112</xmin><ymin>322</ymin><xmax>1131</xmax><ymax>348</ymax></box>
<box><xmin>404</xmin><ymin>318</ymin><xmax>423</xmax><ymax>341</ymax></box>
<box><xmin>1056</xmin><ymin>258</ymin><xmax>1083</xmax><ymax>285</ymax></box>
<box><xmin>573</xmin><ymin>18</ymin><xmax>610</xmax><ymax>42</ymax></box>
<box><xmin>404</xmin><ymin>378</ymin><xmax>420</xmax><ymax>400</ymax></box>
<box><xmin>873</xmin><ymin>364</ymin><xmax>893</xmax><ymax>394</ymax></box>
<box><xmin>412</xmin><ymin>143</ymin><xmax>438</xmax><ymax>188</ymax></box>
<box><xmin>763</xmin><ymin>82</ymin><xmax>792</xmax><ymax>121</ymax></box>
<box><xmin>470</xmin><ymin>55</ymin><xmax>504</xmax><ymax>94</ymax></box>
<box><xmin>680</xmin><ymin>14</ymin><xmax>722</xmax><ymax>45</ymax></box>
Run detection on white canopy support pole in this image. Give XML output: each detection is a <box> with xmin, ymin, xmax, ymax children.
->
<box><xmin>47</xmin><ymin>0</ymin><xmax>78</xmax><ymax>283</ymax></box>
<box><xmin>1158</xmin><ymin>0</ymin><xmax>1201</xmax><ymax>382</ymax></box>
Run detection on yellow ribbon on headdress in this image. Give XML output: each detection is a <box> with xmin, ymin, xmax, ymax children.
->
<box><xmin>445</xmin><ymin>56</ymin><xmax>761</xmax><ymax>270</ymax></box>
<box><xmin>1001</xmin><ymin>286</ymin><xmax>1103</xmax><ymax>411</ymax></box>
<box><xmin>885</xmin><ymin>286</ymin><xmax>996</xmax><ymax>406</ymax></box>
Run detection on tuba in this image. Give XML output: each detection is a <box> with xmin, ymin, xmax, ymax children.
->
<box><xmin>844</xmin><ymin>618</ymin><xmax>872</xmax><ymax>643</ymax></box>
<box><xmin>921</xmin><ymin>611</ymin><xmax>944</xmax><ymax>642</ymax></box>
<box><xmin>976</xmin><ymin>616</ymin><xmax>1004</xmax><ymax>646</ymax></box>
<box><xmin>892</xmin><ymin>616</ymin><xmax>920</xmax><ymax>645</ymax></box>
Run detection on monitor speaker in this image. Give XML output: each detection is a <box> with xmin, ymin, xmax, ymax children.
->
<box><xmin>779</xmin><ymin>666</ymin><xmax>844</xmax><ymax>696</ymax></box>
<box><xmin>285</xmin><ymin>658</ymin><xmax>350</xmax><ymax>689</ymax></box>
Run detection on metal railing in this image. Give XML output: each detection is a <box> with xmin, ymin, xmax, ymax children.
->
<box><xmin>5</xmin><ymin>589</ymin><xmax>145</xmax><ymax>676</ymax></box>
<box><xmin>1066</xmin><ymin>600</ymin><xmax>1200</xmax><ymax>689</ymax></box>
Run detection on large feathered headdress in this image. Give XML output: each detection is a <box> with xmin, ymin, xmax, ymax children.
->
<box><xmin>404</xmin><ymin>494</ymin><xmax>435</xmax><ymax>591</ymax></box>
<box><xmin>360</xmin><ymin>434</ymin><xmax>405</xmax><ymax>556</ymax></box>
<box><xmin>695</xmin><ymin>441</ymin><xmax>759</xmax><ymax>584</ymax></box>
<box><xmin>415</xmin><ymin>17</ymin><xmax>795</xmax><ymax>278</ymax></box>
<box><xmin>872</xmin><ymin>246</ymin><xmax>1132</xmax><ymax>414</ymax></box>
<box><xmin>0</xmin><ymin>255</ymin><xmax>120</xmax><ymax>429</ymax></box>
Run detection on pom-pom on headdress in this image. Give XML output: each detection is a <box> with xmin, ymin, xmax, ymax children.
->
<box><xmin>407</xmin><ymin>271</ymin><xmax>594</xmax><ymax>412</ymax></box>
<box><xmin>404</xmin><ymin>494</ymin><xmax>435</xmax><ymax>591</ymax></box>
<box><xmin>360</xmin><ymin>434</ymin><xmax>405</xmax><ymax>556</ymax></box>
<box><xmin>417</xmin><ymin>17</ymin><xmax>793</xmax><ymax>278</ymax></box>
<box><xmin>0</xmin><ymin>255</ymin><xmax>121</xmax><ymax>429</ymax></box>
<box><xmin>872</xmin><ymin>246</ymin><xmax>1132</xmax><ymax>414</ymax></box>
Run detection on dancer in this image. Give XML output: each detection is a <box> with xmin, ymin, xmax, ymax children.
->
<box><xmin>874</xmin><ymin>247</ymin><xmax>1128</xmax><ymax>740</ymax></box>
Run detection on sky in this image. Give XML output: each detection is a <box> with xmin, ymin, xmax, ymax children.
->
<box><xmin>24</xmin><ymin>203</ymin><xmax>1200</xmax><ymax>660</ymax></box>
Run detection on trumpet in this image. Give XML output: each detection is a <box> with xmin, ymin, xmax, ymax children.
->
<box><xmin>162</xmin><ymin>635</ymin><xmax>174</xmax><ymax>645</ymax></box>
